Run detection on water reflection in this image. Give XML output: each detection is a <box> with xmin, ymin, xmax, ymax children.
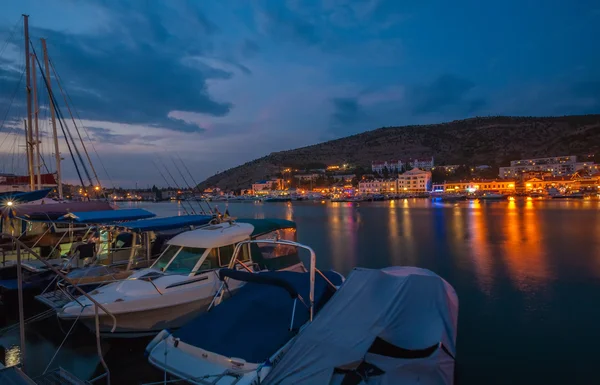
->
<box><xmin>326</xmin><ymin>203</ymin><xmax>358</xmax><ymax>273</ymax></box>
<box><xmin>502</xmin><ymin>200</ymin><xmax>549</xmax><ymax>291</ymax></box>
<box><xmin>468</xmin><ymin>200</ymin><xmax>493</xmax><ymax>294</ymax></box>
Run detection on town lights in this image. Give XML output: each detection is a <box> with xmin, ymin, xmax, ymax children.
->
<box><xmin>94</xmin><ymin>186</ymin><xmax>100</xmax><ymax>191</ymax></box>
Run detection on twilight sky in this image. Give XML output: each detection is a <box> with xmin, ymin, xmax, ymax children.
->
<box><xmin>0</xmin><ymin>0</ymin><xmax>599</xmax><ymax>187</ymax></box>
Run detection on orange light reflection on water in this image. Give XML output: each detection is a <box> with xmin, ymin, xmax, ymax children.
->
<box><xmin>327</xmin><ymin>203</ymin><xmax>358</xmax><ymax>273</ymax></box>
<box><xmin>468</xmin><ymin>200</ymin><xmax>494</xmax><ymax>294</ymax></box>
<box><xmin>502</xmin><ymin>199</ymin><xmax>549</xmax><ymax>291</ymax></box>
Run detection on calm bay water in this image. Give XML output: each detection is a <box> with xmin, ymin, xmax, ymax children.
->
<box><xmin>2</xmin><ymin>198</ymin><xmax>600</xmax><ymax>384</ymax></box>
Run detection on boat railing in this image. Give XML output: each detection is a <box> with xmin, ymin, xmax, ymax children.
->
<box><xmin>213</xmin><ymin>239</ymin><xmax>337</xmax><ymax>321</ymax></box>
<box><xmin>0</xmin><ymin>232</ymin><xmax>116</xmax><ymax>385</ymax></box>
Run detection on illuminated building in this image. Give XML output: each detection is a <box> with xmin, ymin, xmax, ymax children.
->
<box><xmin>499</xmin><ymin>155</ymin><xmax>598</xmax><ymax>179</ymax></box>
<box><xmin>434</xmin><ymin>180</ymin><xmax>516</xmax><ymax>193</ymax></box>
<box><xmin>397</xmin><ymin>168</ymin><xmax>432</xmax><ymax>192</ymax></box>
<box><xmin>358</xmin><ymin>179</ymin><xmax>397</xmax><ymax>194</ymax></box>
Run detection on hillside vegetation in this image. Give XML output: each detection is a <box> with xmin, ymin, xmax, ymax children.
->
<box><xmin>198</xmin><ymin>115</ymin><xmax>600</xmax><ymax>191</ymax></box>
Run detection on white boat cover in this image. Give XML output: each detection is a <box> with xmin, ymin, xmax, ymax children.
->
<box><xmin>263</xmin><ymin>266</ymin><xmax>459</xmax><ymax>385</ymax></box>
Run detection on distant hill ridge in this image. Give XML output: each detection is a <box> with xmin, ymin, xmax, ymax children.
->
<box><xmin>198</xmin><ymin>115</ymin><xmax>600</xmax><ymax>191</ymax></box>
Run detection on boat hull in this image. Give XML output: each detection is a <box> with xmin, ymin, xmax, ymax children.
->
<box><xmin>72</xmin><ymin>296</ymin><xmax>214</xmax><ymax>338</ymax></box>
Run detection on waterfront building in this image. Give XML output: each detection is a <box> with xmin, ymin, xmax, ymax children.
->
<box><xmin>358</xmin><ymin>179</ymin><xmax>397</xmax><ymax>194</ymax></box>
<box><xmin>435</xmin><ymin>180</ymin><xmax>516</xmax><ymax>193</ymax></box>
<box><xmin>523</xmin><ymin>177</ymin><xmax>574</xmax><ymax>192</ymax></box>
<box><xmin>252</xmin><ymin>179</ymin><xmax>283</xmax><ymax>193</ymax></box>
<box><xmin>499</xmin><ymin>155</ymin><xmax>597</xmax><ymax>179</ymax></box>
<box><xmin>397</xmin><ymin>168</ymin><xmax>432</xmax><ymax>193</ymax></box>
<box><xmin>371</xmin><ymin>160</ymin><xmax>403</xmax><ymax>174</ymax></box>
<box><xmin>408</xmin><ymin>157</ymin><xmax>435</xmax><ymax>171</ymax></box>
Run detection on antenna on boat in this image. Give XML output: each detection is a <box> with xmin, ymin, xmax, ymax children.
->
<box><xmin>30</xmin><ymin>52</ymin><xmax>42</xmax><ymax>190</ymax></box>
<box><xmin>23</xmin><ymin>14</ymin><xmax>35</xmax><ymax>191</ymax></box>
<box><xmin>41</xmin><ymin>38</ymin><xmax>62</xmax><ymax>199</ymax></box>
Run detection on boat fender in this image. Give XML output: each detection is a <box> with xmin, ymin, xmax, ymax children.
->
<box><xmin>174</xmin><ymin>338</ymin><xmax>180</xmax><ymax>348</ymax></box>
<box><xmin>145</xmin><ymin>329</ymin><xmax>171</xmax><ymax>357</ymax></box>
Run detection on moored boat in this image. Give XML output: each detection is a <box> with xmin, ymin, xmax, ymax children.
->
<box><xmin>145</xmin><ymin>239</ymin><xmax>344</xmax><ymax>384</ymax></box>
<box><xmin>262</xmin><ymin>266</ymin><xmax>459</xmax><ymax>385</ymax></box>
<box><xmin>58</xmin><ymin>219</ymin><xmax>305</xmax><ymax>337</ymax></box>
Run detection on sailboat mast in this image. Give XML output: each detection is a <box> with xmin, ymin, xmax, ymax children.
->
<box><xmin>23</xmin><ymin>14</ymin><xmax>34</xmax><ymax>191</ymax></box>
<box><xmin>41</xmin><ymin>38</ymin><xmax>62</xmax><ymax>199</ymax></box>
<box><xmin>31</xmin><ymin>53</ymin><xmax>42</xmax><ymax>189</ymax></box>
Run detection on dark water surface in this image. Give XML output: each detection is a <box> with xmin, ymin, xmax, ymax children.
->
<box><xmin>2</xmin><ymin>199</ymin><xmax>599</xmax><ymax>384</ymax></box>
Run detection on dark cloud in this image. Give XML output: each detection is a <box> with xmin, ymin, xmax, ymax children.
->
<box><xmin>0</xmin><ymin>2</ymin><xmax>238</xmax><ymax>133</ymax></box>
<box><xmin>259</xmin><ymin>2</ymin><xmax>322</xmax><ymax>46</ymax></box>
<box><xmin>410</xmin><ymin>74</ymin><xmax>486</xmax><ymax>115</ymax></box>
<box><xmin>86</xmin><ymin>126</ymin><xmax>161</xmax><ymax>147</ymax></box>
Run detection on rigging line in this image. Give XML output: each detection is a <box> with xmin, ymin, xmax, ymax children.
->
<box><xmin>0</xmin><ymin>68</ymin><xmax>25</xmax><ymax>133</ymax></box>
<box><xmin>45</xmin><ymin>54</ymin><xmax>95</xmax><ymax>189</ymax></box>
<box><xmin>157</xmin><ymin>155</ymin><xmax>196</xmax><ymax>215</ymax></box>
<box><xmin>32</xmin><ymin>54</ymin><xmax>87</xmax><ymax>191</ymax></box>
<box><xmin>176</xmin><ymin>153</ymin><xmax>213</xmax><ymax>214</ymax></box>
<box><xmin>151</xmin><ymin>159</ymin><xmax>190</xmax><ymax>215</ymax></box>
<box><xmin>0</xmin><ymin>16</ymin><xmax>22</xmax><ymax>59</ymax></box>
<box><xmin>169</xmin><ymin>154</ymin><xmax>205</xmax><ymax>214</ymax></box>
<box><xmin>159</xmin><ymin>156</ymin><xmax>199</xmax><ymax>215</ymax></box>
<box><xmin>28</xmin><ymin>44</ymin><xmax>89</xmax><ymax>190</ymax></box>
<box><xmin>49</xmin><ymin>58</ymin><xmax>115</xmax><ymax>190</ymax></box>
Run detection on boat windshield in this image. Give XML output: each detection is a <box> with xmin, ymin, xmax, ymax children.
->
<box><xmin>151</xmin><ymin>245</ymin><xmax>208</xmax><ymax>275</ymax></box>
<box><xmin>164</xmin><ymin>247</ymin><xmax>207</xmax><ymax>274</ymax></box>
<box><xmin>151</xmin><ymin>245</ymin><xmax>180</xmax><ymax>271</ymax></box>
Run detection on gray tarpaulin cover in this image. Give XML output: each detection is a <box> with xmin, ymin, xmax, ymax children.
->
<box><xmin>263</xmin><ymin>266</ymin><xmax>459</xmax><ymax>385</ymax></box>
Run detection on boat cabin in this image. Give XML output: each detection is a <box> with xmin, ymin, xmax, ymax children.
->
<box><xmin>150</xmin><ymin>219</ymin><xmax>303</xmax><ymax>277</ymax></box>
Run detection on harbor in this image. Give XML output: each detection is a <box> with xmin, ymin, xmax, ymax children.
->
<box><xmin>0</xmin><ymin>2</ymin><xmax>599</xmax><ymax>384</ymax></box>
<box><xmin>0</xmin><ymin>199</ymin><xmax>597</xmax><ymax>384</ymax></box>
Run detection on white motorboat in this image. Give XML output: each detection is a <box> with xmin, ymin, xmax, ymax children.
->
<box><xmin>58</xmin><ymin>220</ymin><xmax>305</xmax><ymax>337</ymax></box>
<box><xmin>145</xmin><ymin>239</ymin><xmax>344</xmax><ymax>385</ymax></box>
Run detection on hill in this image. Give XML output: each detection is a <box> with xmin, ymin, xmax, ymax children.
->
<box><xmin>198</xmin><ymin>115</ymin><xmax>600</xmax><ymax>191</ymax></box>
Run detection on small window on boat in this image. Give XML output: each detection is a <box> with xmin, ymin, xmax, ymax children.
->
<box><xmin>218</xmin><ymin>245</ymin><xmax>234</xmax><ymax>267</ymax></box>
<box><xmin>165</xmin><ymin>247</ymin><xmax>207</xmax><ymax>274</ymax></box>
<box><xmin>196</xmin><ymin>248</ymin><xmax>218</xmax><ymax>272</ymax></box>
<box><xmin>152</xmin><ymin>245</ymin><xmax>180</xmax><ymax>271</ymax></box>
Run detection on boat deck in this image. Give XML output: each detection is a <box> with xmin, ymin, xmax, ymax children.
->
<box><xmin>35</xmin><ymin>289</ymin><xmax>74</xmax><ymax>310</ymax></box>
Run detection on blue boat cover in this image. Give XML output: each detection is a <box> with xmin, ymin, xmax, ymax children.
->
<box><xmin>119</xmin><ymin>215</ymin><xmax>213</xmax><ymax>232</ymax></box>
<box><xmin>59</xmin><ymin>208</ymin><xmax>156</xmax><ymax>223</ymax></box>
<box><xmin>174</xmin><ymin>270</ymin><xmax>343</xmax><ymax>364</ymax></box>
<box><xmin>0</xmin><ymin>188</ymin><xmax>51</xmax><ymax>205</ymax></box>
